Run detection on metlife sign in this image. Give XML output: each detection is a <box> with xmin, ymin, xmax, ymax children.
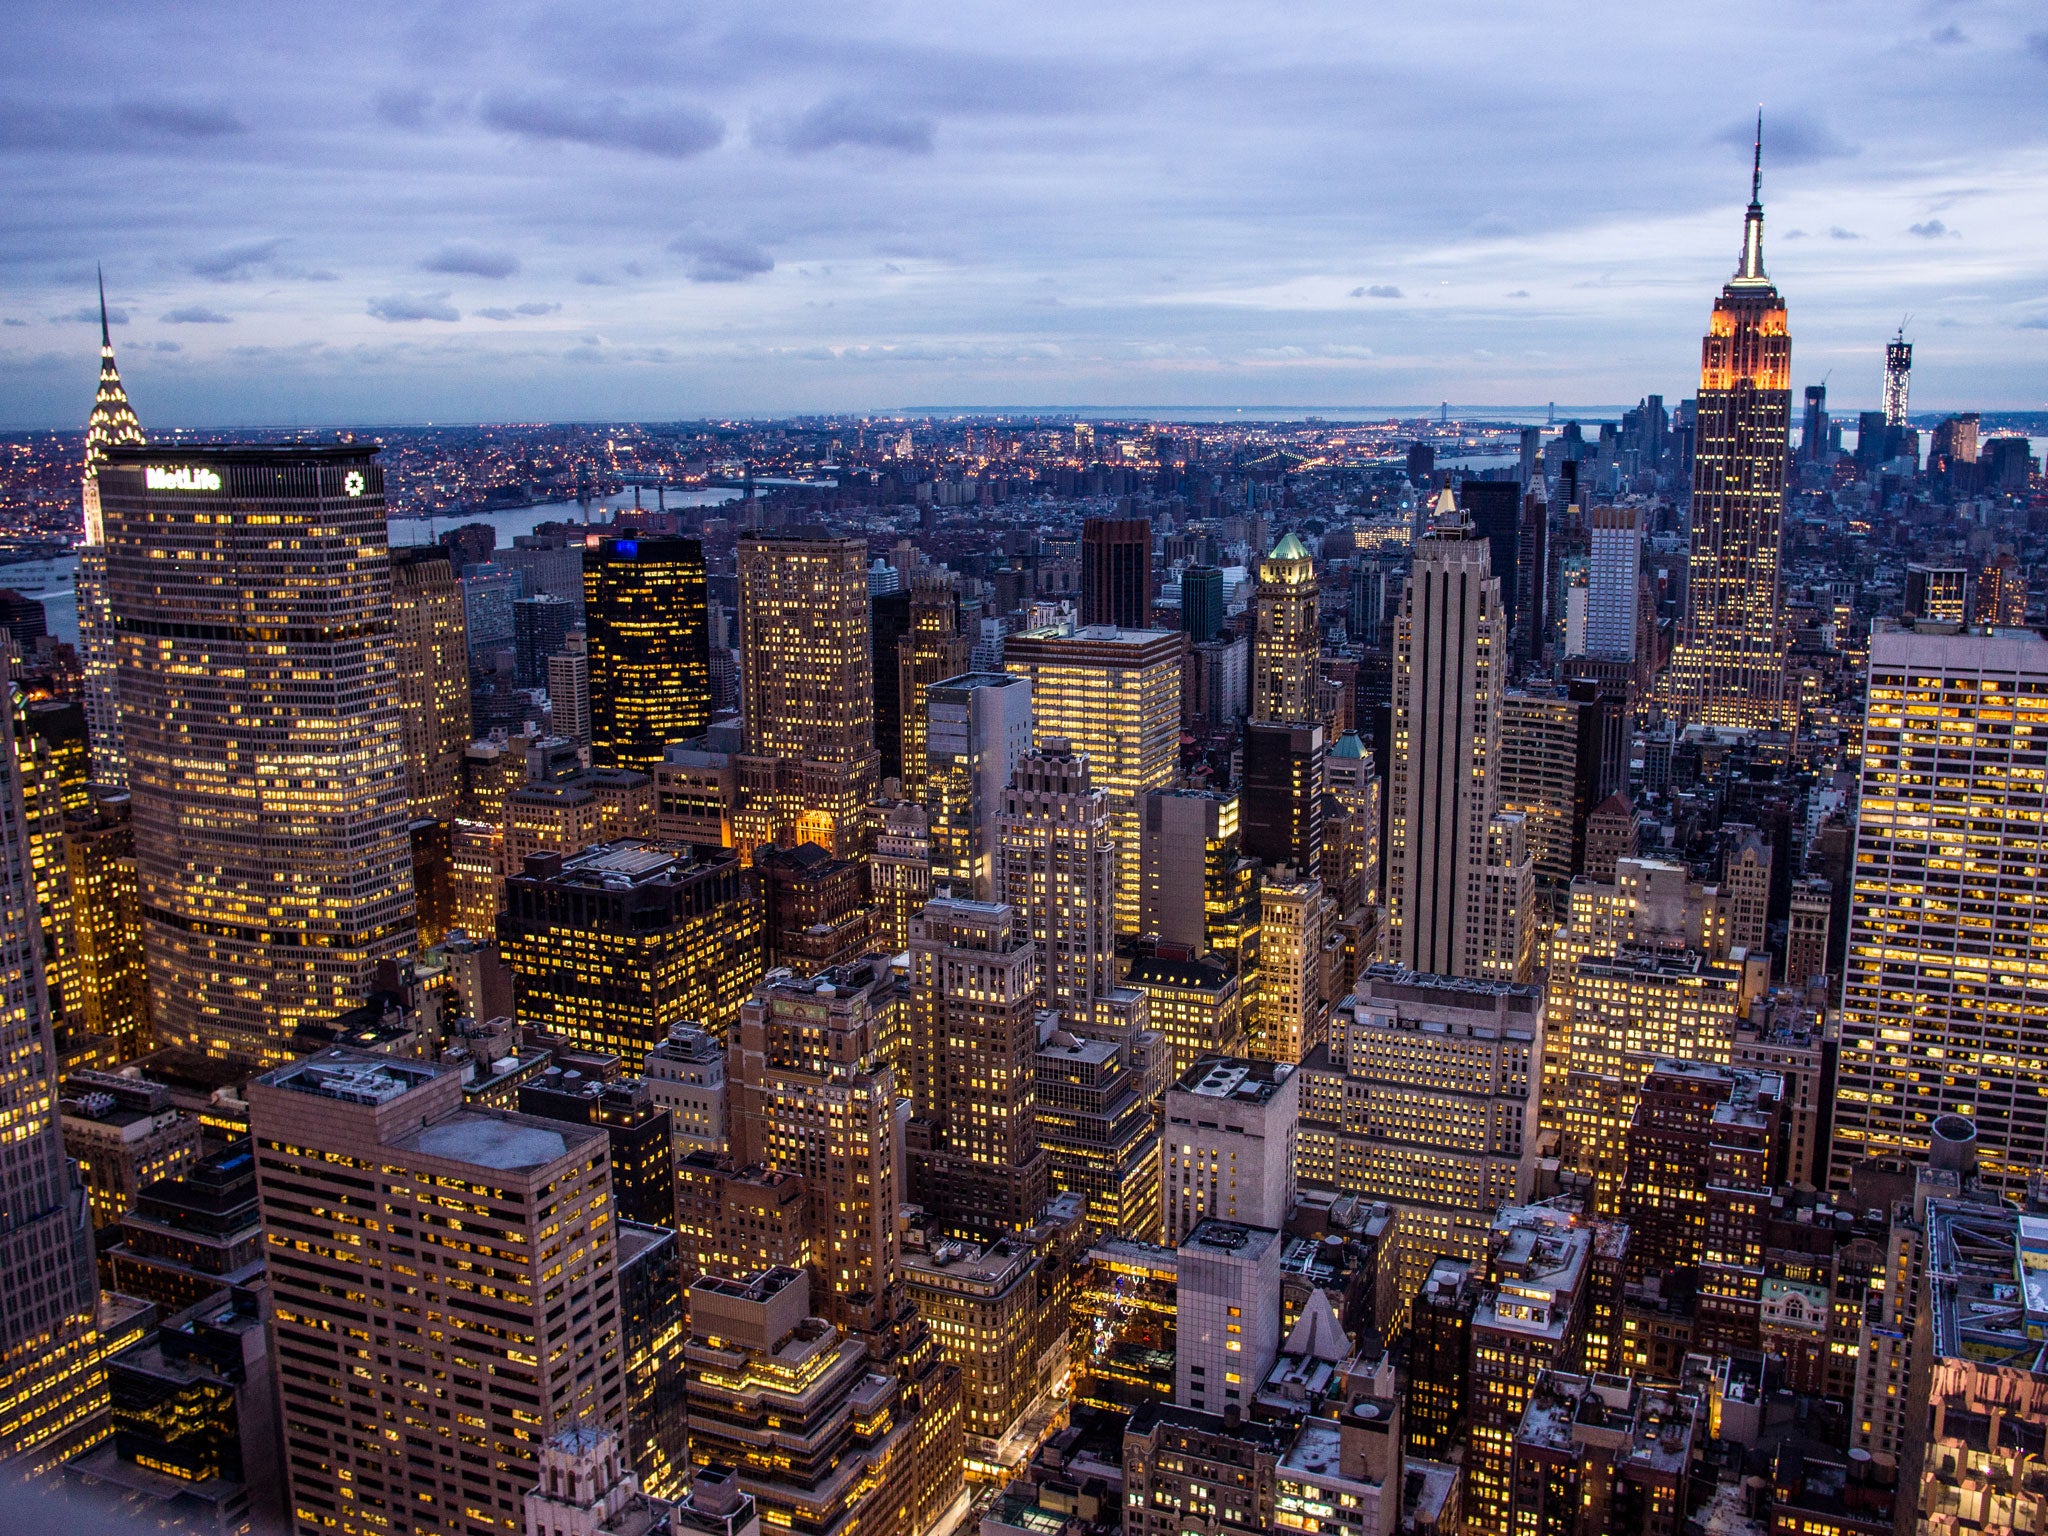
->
<box><xmin>144</xmin><ymin>465</ymin><xmax>223</xmax><ymax>492</ymax></box>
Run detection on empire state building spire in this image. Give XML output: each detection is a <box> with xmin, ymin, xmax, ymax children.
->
<box><xmin>1661</xmin><ymin>127</ymin><xmax>1794</xmax><ymax>730</ymax></box>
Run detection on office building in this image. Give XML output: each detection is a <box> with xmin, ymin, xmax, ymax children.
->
<box><xmin>63</xmin><ymin>1287</ymin><xmax>282</xmax><ymax>1535</ymax></box>
<box><xmin>1250</xmin><ymin>533</ymin><xmax>1319</xmax><ymax>723</ymax></box>
<box><xmin>0</xmin><ymin>703</ymin><xmax>105</xmax><ymax>1476</ymax></box>
<box><xmin>682</xmin><ymin>1267</ymin><xmax>926</xmax><ymax>1536</ymax></box>
<box><xmin>1251</xmin><ymin>871</ymin><xmax>1330</xmax><ymax>1064</ymax></box>
<box><xmin>1037</xmin><ymin>1018</ymin><xmax>1162</xmax><ymax>1241</ymax></box>
<box><xmin>65</xmin><ymin>787</ymin><xmax>152</xmax><ymax>1062</ymax></box>
<box><xmin>906</xmin><ymin>897</ymin><xmax>1049</xmax><ymax>1240</ymax></box>
<box><xmin>672</xmin><ymin>1464</ymin><xmax>759</xmax><ymax>1536</ymax></box>
<box><xmin>866</xmin><ymin>799</ymin><xmax>933</xmax><ymax>953</ymax></box>
<box><xmin>1581</xmin><ymin>504</ymin><xmax>1642</xmax><ymax>660</ymax></box>
<box><xmin>1405</xmin><ymin>1257</ymin><xmax>1479</xmax><ymax>1459</ymax></box>
<box><xmin>519</xmin><ymin>1426</ymin><xmax>669</xmax><ymax>1536</ymax></box>
<box><xmin>642</xmin><ymin>1023</ymin><xmax>728</xmax><ymax>1159</ymax></box>
<box><xmin>78</xmin><ymin>283</ymin><xmax>145</xmax><ymax>785</ymax></box>
<box><xmin>99</xmin><ymin>444</ymin><xmax>416</xmax><ymax>1059</ymax></box>
<box><xmin>1498</xmin><ymin>685</ymin><xmax>1623</xmax><ymax>887</ymax></box>
<box><xmin>1388</xmin><ymin>489</ymin><xmax>1518</xmax><ymax>981</ymax></box>
<box><xmin>101</xmin><ymin>1140</ymin><xmax>265</xmax><ymax>1312</ymax></box>
<box><xmin>754</xmin><ymin>841</ymin><xmax>871</xmax><ymax>976</ymax></box>
<box><xmin>1162</xmin><ymin>1058</ymin><xmax>1298</xmax><ymax>1244</ymax></box>
<box><xmin>871</xmin><ymin>587</ymin><xmax>912</xmax><ymax>784</ymax></box>
<box><xmin>497</xmin><ymin>533</ymin><xmax>584</xmax><ymax>616</ymax></box>
<box><xmin>1297</xmin><ymin>966</ymin><xmax>1542</xmax><ymax>1305</ymax></box>
<box><xmin>1138</xmin><ymin>789</ymin><xmax>1241</xmax><ymax>956</ymax></box>
<box><xmin>58</xmin><ymin>1071</ymin><xmax>199</xmax><ymax>1228</ymax></box>
<box><xmin>1974</xmin><ymin>552</ymin><xmax>2029</xmax><ymax>628</ymax></box>
<box><xmin>1081</xmin><ymin>516</ymin><xmax>1152</xmax><ymax>630</ymax></box>
<box><xmin>996</xmin><ymin>740</ymin><xmax>1117</xmax><ymax>1024</ymax></box>
<box><xmin>500</xmin><ymin>840</ymin><xmax>762</xmax><ymax>1051</ymax></box>
<box><xmin>1122</xmin><ymin>1404</ymin><xmax>1288</xmax><ymax>1536</ymax></box>
<box><xmin>1834</xmin><ymin>627</ymin><xmax>2048</xmax><ymax>1193</ymax></box>
<box><xmin>1801</xmin><ymin>381</ymin><xmax>1829</xmax><ymax>462</ymax></box>
<box><xmin>520</xmin><ymin>1068</ymin><xmax>677</xmax><ymax>1229</ymax></box>
<box><xmin>1174</xmin><ymin>1219</ymin><xmax>1282</xmax><ymax>1414</ymax></box>
<box><xmin>1467</xmin><ymin>1207</ymin><xmax>1593</xmax><ymax>1535</ymax></box>
<box><xmin>247</xmin><ymin>1051</ymin><xmax>624</xmax><ymax>1536</ymax></box>
<box><xmin>1181</xmin><ymin>564</ymin><xmax>1225</xmax><ymax>644</ymax></box>
<box><xmin>1460</xmin><ymin>480</ymin><xmax>1522</xmax><ymax>636</ymax></box>
<box><xmin>1003</xmin><ymin>626</ymin><xmax>1181</xmax><ymax>933</ymax></box>
<box><xmin>1784</xmin><ymin>876</ymin><xmax>1832</xmax><ymax>990</ymax></box>
<box><xmin>1562</xmin><ymin>947</ymin><xmax>1742</xmax><ymax>1214</ymax></box>
<box><xmin>1125</xmin><ymin>947</ymin><xmax>1245</xmax><ymax>1077</ymax></box>
<box><xmin>548</xmin><ymin>643</ymin><xmax>592</xmax><ymax>750</ymax></box>
<box><xmin>896</xmin><ymin>574</ymin><xmax>971</xmax><ymax>803</ymax></box>
<box><xmin>1904</xmin><ymin>563</ymin><xmax>1970</xmax><ymax>625</ymax></box>
<box><xmin>1508</xmin><ymin>1372</ymin><xmax>1700</xmax><ymax>1536</ymax></box>
<box><xmin>735</xmin><ymin>532</ymin><xmax>878</xmax><ymax>857</ymax></box>
<box><xmin>584</xmin><ymin>535</ymin><xmax>712</xmax><ymax>773</ymax></box>
<box><xmin>1187</xmin><ymin>635</ymin><xmax>1249</xmax><ymax>726</ymax></box>
<box><xmin>1242</xmin><ymin>722</ymin><xmax>1326</xmax><ymax>874</ymax></box>
<box><xmin>1243</xmin><ymin>534</ymin><xmax>1326</xmax><ymax>873</ymax></box>
<box><xmin>389</xmin><ymin>546</ymin><xmax>475</xmax><ymax>821</ymax></box>
<box><xmin>512</xmin><ymin>592</ymin><xmax>576</xmax><ymax>689</ymax></box>
<box><xmin>1663</xmin><ymin>135</ymin><xmax>1793</xmax><ymax>728</ymax></box>
<box><xmin>1884</xmin><ymin>327</ymin><xmax>1912</xmax><ymax>428</ymax></box>
<box><xmin>614</xmin><ymin>1223</ymin><xmax>690</xmax><ymax>1500</ymax></box>
<box><xmin>925</xmin><ymin>672</ymin><xmax>1032</xmax><ymax>900</ymax></box>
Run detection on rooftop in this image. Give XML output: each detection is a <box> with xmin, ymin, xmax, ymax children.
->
<box><xmin>394</xmin><ymin>1111</ymin><xmax>587</xmax><ymax>1171</ymax></box>
<box><xmin>1172</xmin><ymin>1056</ymin><xmax>1293</xmax><ymax>1103</ymax></box>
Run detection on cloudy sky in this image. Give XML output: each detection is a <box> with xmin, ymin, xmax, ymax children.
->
<box><xmin>4</xmin><ymin>0</ymin><xmax>2045</xmax><ymax>426</ymax></box>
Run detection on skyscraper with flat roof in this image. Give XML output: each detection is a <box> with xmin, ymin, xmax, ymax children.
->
<box><xmin>389</xmin><ymin>545</ymin><xmax>474</xmax><ymax>822</ymax></box>
<box><xmin>248</xmin><ymin>1050</ymin><xmax>624</xmax><ymax>1536</ymax></box>
<box><xmin>99</xmin><ymin>443</ymin><xmax>418</xmax><ymax>1060</ymax></box>
<box><xmin>1082</xmin><ymin>516</ymin><xmax>1153</xmax><ymax>629</ymax></box>
<box><xmin>925</xmin><ymin>671</ymin><xmax>1032</xmax><ymax>900</ymax></box>
<box><xmin>735</xmin><ymin>531</ymin><xmax>877</xmax><ymax>858</ymax></box>
<box><xmin>584</xmin><ymin>534</ymin><xmax>711</xmax><ymax>773</ymax></box>
<box><xmin>1833</xmin><ymin>627</ymin><xmax>2048</xmax><ymax>1195</ymax></box>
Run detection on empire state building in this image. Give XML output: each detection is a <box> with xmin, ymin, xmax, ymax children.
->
<box><xmin>1664</xmin><ymin>124</ymin><xmax>1792</xmax><ymax>729</ymax></box>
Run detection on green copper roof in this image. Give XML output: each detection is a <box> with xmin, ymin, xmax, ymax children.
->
<box><xmin>1269</xmin><ymin>531</ymin><xmax>1310</xmax><ymax>561</ymax></box>
<box><xmin>1330</xmin><ymin>731</ymin><xmax>1367</xmax><ymax>759</ymax></box>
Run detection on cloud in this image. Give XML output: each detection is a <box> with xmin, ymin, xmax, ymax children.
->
<box><xmin>574</xmin><ymin>270</ymin><xmax>614</xmax><ymax>286</ymax></box>
<box><xmin>1</xmin><ymin>318</ymin><xmax>24</xmax><ymax>328</ymax></box>
<box><xmin>1828</xmin><ymin>226</ymin><xmax>1863</xmax><ymax>240</ymax></box>
<box><xmin>757</xmin><ymin>96</ymin><xmax>934</xmax><ymax>155</ymax></box>
<box><xmin>2016</xmin><ymin>315</ymin><xmax>2048</xmax><ymax>330</ymax></box>
<box><xmin>420</xmin><ymin>244</ymin><xmax>519</xmax><ymax>279</ymax></box>
<box><xmin>375</xmin><ymin>87</ymin><xmax>432</xmax><ymax>130</ymax></box>
<box><xmin>188</xmin><ymin>238</ymin><xmax>289</xmax><ymax>280</ymax></box>
<box><xmin>1351</xmin><ymin>284</ymin><xmax>1402</xmax><ymax>299</ymax></box>
<box><xmin>2027</xmin><ymin>32</ymin><xmax>2048</xmax><ymax>62</ymax></box>
<box><xmin>475</xmin><ymin>302</ymin><xmax>561</xmax><ymax>321</ymax></box>
<box><xmin>1506</xmin><ymin>290</ymin><xmax>1530</xmax><ymax>298</ymax></box>
<box><xmin>152</xmin><ymin>340</ymin><xmax>182</xmax><ymax>353</ymax></box>
<box><xmin>115</xmin><ymin>98</ymin><xmax>245</xmax><ymax>139</ymax></box>
<box><xmin>1714</xmin><ymin>109</ymin><xmax>1857</xmax><ymax>167</ymax></box>
<box><xmin>669</xmin><ymin>234</ymin><xmax>774</xmax><ymax>283</ymax></box>
<box><xmin>367</xmin><ymin>292</ymin><xmax>459</xmax><ymax>322</ymax></box>
<box><xmin>481</xmin><ymin>93</ymin><xmax>723</xmax><ymax>159</ymax></box>
<box><xmin>60</xmin><ymin>305</ymin><xmax>127</xmax><ymax>325</ymax></box>
<box><xmin>160</xmin><ymin>305</ymin><xmax>231</xmax><ymax>324</ymax></box>
<box><xmin>1908</xmin><ymin>219</ymin><xmax>1955</xmax><ymax>237</ymax></box>
<box><xmin>1929</xmin><ymin>25</ymin><xmax>1965</xmax><ymax>45</ymax></box>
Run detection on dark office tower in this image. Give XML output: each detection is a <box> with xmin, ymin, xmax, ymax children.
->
<box><xmin>1518</xmin><ymin>427</ymin><xmax>1542</xmax><ymax>487</ymax></box>
<box><xmin>1548</xmin><ymin>455</ymin><xmax>1580</xmax><ymax>527</ymax></box>
<box><xmin>0</xmin><ymin>708</ymin><xmax>102</xmax><ymax>1477</ymax></box>
<box><xmin>906</xmin><ymin>896</ymin><xmax>1049</xmax><ymax>1242</ymax></box>
<box><xmin>500</xmin><ymin>840</ymin><xmax>763</xmax><ymax>1049</ymax></box>
<box><xmin>584</xmin><ymin>535</ymin><xmax>711</xmax><ymax>774</ymax></box>
<box><xmin>1460</xmin><ymin>480</ymin><xmax>1522</xmax><ymax>634</ymax></box>
<box><xmin>1406</xmin><ymin>441</ymin><xmax>1436</xmax><ymax>484</ymax></box>
<box><xmin>1405</xmin><ymin>1257</ymin><xmax>1478</xmax><ymax>1459</ymax></box>
<box><xmin>519</xmin><ymin>1072</ymin><xmax>676</xmax><ymax>1230</ymax></box>
<box><xmin>1514</xmin><ymin>489</ymin><xmax>1548</xmax><ymax>669</ymax></box>
<box><xmin>1663</xmin><ymin>126</ymin><xmax>1793</xmax><ymax>730</ymax></box>
<box><xmin>897</xmin><ymin>574</ymin><xmax>970</xmax><ymax>804</ymax></box>
<box><xmin>755</xmin><ymin>841</ymin><xmax>872</xmax><ymax>976</ymax></box>
<box><xmin>80</xmin><ymin>275</ymin><xmax>145</xmax><ymax>788</ymax></box>
<box><xmin>1241</xmin><ymin>723</ymin><xmax>1325</xmax><ymax>872</ymax></box>
<box><xmin>614</xmin><ymin>1223</ymin><xmax>689</xmax><ymax>1501</ymax></box>
<box><xmin>99</xmin><ymin>445</ymin><xmax>416</xmax><ymax>1061</ymax></box>
<box><xmin>0</xmin><ymin>591</ymin><xmax>47</xmax><ymax>645</ymax></box>
<box><xmin>388</xmin><ymin>547</ymin><xmax>473</xmax><ymax>824</ymax></box>
<box><xmin>512</xmin><ymin>593</ymin><xmax>575</xmax><ymax>688</ymax></box>
<box><xmin>1802</xmin><ymin>384</ymin><xmax>1829</xmax><ymax>463</ymax></box>
<box><xmin>67</xmin><ymin>788</ymin><xmax>152</xmax><ymax>1063</ymax></box>
<box><xmin>1884</xmin><ymin>328</ymin><xmax>1911</xmax><ymax>429</ymax></box>
<box><xmin>871</xmin><ymin>590</ymin><xmax>912</xmax><ymax>784</ymax></box>
<box><xmin>1181</xmin><ymin>564</ymin><xmax>1225</xmax><ymax>645</ymax></box>
<box><xmin>1081</xmin><ymin>516</ymin><xmax>1152</xmax><ymax>629</ymax></box>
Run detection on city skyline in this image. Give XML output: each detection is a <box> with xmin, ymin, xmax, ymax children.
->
<box><xmin>4</xmin><ymin>2</ymin><xmax>2047</xmax><ymax>426</ymax></box>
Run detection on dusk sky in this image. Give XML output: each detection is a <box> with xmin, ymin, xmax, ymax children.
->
<box><xmin>6</xmin><ymin>0</ymin><xmax>2046</xmax><ymax>427</ymax></box>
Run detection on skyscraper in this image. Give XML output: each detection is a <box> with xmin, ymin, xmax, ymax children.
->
<box><xmin>1663</xmin><ymin>126</ymin><xmax>1793</xmax><ymax>729</ymax></box>
<box><xmin>906</xmin><ymin>896</ymin><xmax>1049</xmax><ymax>1240</ymax></box>
<box><xmin>1581</xmin><ymin>505</ymin><xmax>1641</xmax><ymax>660</ymax></box>
<box><xmin>583</xmin><ymin>535</ymin><xmax>711</xmax><ymax>773</ymax></box>
<box><xmin>248</xmin><ymin>1051</ymin><xmax>624</xmax><ymax>1536</ymax></box>
<box><xmin>1387</xmin><ymin>490</ymin><xmax>1518</xmax><ymax>981</ymax></box>
<box><xmin>100</xmin><ymin>444</ymin><xmax>418</xmax><ymax>1059</ymax></box>
<box><xmin>1884</xmin><ymin>327</ymin><xmax>1911</xmax><ymax>429</ymax></box>
<box><xmin>1250</xmin><ymin>534</ymin><xmax>1319</xmax><ymax>723</ymax></box>
<box><xmin>0</xmin><ymin>705</ymin><xmax>104</xmax><ymax>1475</ymax></box>
<box><xmin>997</xmin><ymin>739</ymin><xmax>1117</xmax><ymax>1024</ymax></box>
<box><xmin>1180</xmin><ymin>564</ymin><xmax>1225</xmax><ymax>645</ymax></box>
<box><xmin>1801</xmin><ymin>383</ymin><xmax>1829</xmax><ymax>463</ymax></box>
<box><xmin>1003</xmin><ymin>625</ymin><xmax>1182</xmax><ymax>933</ymax></box>
<box><xmin>897</xmin><ymin>574</ymin><xmax>971</xmax><ymax>803</ymax></box>
<box><xmin>1459</xmin><ymin>481</ymin><xmax>1521</xmax><ymax>638</ymax></box>
<box><xmin>1082</xmin><ymin>516</ymin><xmax>1153</xmax><ymax>629</ymax></box>
<box><xmin>389</xmin><ymin>546</ymin><xmax>474</xmax><ymax>822</ymax></box>
<box><xmin>735</xmin><ymin>531</ymin><xmax>877</xmax><ymax>857</ymax></box>
<box><xmin>1244</xmin><ymin>533</ymin><xmax>1327</xmax><ymax>873</ymax></box>
<box><xmin>78</xmin><ymin>275</ymin><xmax>145</xmax><ymax>786</ymax></box>
<box><xmin>925</xmin><ymin>671</ymin><xmax>1033</xmax><ymax>899</ymax></box>
<box><xmin>1833</xmin><ymin>627</ymin><xmax>2048</xmax><ymax>1195</ymax></box>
